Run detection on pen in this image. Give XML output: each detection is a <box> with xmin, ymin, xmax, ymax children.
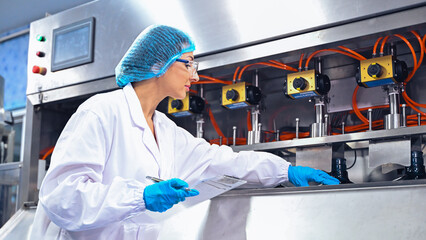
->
<box><xmin>146</xmin><ymin>176</ymin><xmax>193</xmax><ymax>192</ymax></box>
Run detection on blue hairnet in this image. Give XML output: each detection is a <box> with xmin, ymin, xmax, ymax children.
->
<box><xmin>115</xmin><ymin>25</ymin><xmax>196</xmax><ymax>87</ymax></box>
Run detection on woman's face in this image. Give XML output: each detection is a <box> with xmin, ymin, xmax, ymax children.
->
<box><xmin>159</xmin><ymin>52</ymin><xmax>199</xmax><ymax>100</ymax></box>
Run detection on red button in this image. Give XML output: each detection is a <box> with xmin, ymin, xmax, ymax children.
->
<box><xmin>32</xmin><ymin>65</ymin><xmax>47</xmax><ymax>75</ymax></box>
<box><xmin>36</xmin><ymin>51</ymin><xmax>45</xmax><ymax>57</ymax></box>
<box><xmin>32</xmin><ymin>65</ymin><xmax>40</xmax><ymax>73</ymax></box>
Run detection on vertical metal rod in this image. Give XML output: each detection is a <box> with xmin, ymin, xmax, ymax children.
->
<box><xmin>295</xmin><ymin>118</ymin><xmax>300</xmax><ymax>139</ymax></box>
<box><xmin>219</xmin><ymin>136</ymin><xmax>223</xmax><ymax>146</ymax></box>
<box><xmin>418</xmin><ymin>113</ymin><xmax>422</xmax><ymax>126</ymax></box>
<box><xmin>199</xmin><ymin>84</ymin><xmax>204</xmax><ymax>99</ymax></box>
<box><xmin>276</xmin><ymin>130</ymin><xmax>280</xmax><ymax>141</ymax></box>
<box><xmin>256</xmin><ymin>123</ymin><xmax>262</xmax><ymax>143</ymax></box>
<box><xmin>196</xmin><ymin>117</ymin><xmax>204</xmax><ymax>138</ymax></box>
<box><xmin>342</xmin><ymin>122</ymin><xmax>345</xmax><ymax>135</ymax></box>
<box><xmin>255</xmin><ymin>69</ymin><xmax>259</xmax><ymax>87</ymax></box>
<box><xmin>324</xmin><ymin>114</ymin><xmax>329</xmax><ymax>136</ymax></box>
<box><xmin>389</xmin><ymin>92</ymin><xmax>400</xmax><ymax>115</ymax></box>
<box><xmin>232</xmin><ymin>126</ymin><xmax>237</xmax><ymax>146</ymax></box>
<box><xmin>247</xmin><ymin>131</ymin><xmax>253</xmax><ymax>145</ymax></box>
<box><xmin>368</xmin><ymin>108</ymin><xmax>373</xmax><ymax>131</ymax></box>
<box><xmin>401</xmin><ymin>104</ymin><xmax>406</xmax><ymax>127</ymax></box>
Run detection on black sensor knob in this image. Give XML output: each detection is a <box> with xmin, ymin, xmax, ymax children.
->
<box><xmin>367</xmin><ymin>63</ymin><xmax>383</xmax><ymax>78</ymax></box>
<box><xmin>246</xmin><ymin>86</ymin><xmax>262</xmax><ymax>105</ymax></box>
<box><xmin>171</xmin><ymin>99</ymin><xmax>183</xmax><ymax>110</ymax></box>
<box><xmin>226</xmin><ymin>89</ymin><xmax>239</xmax><ymax>101</ymax></box>
<box><xmin>293</xmin><ymin>77</ymin><xmax>308</xmax><ymax>91</ymax></box>
<box><xmin>189</xmin><ymin>96</ymin><xmax>205</xmax><ymax>114</ymax></box>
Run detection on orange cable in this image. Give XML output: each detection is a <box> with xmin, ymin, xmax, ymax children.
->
<box><xmin>268</xmin><ymin>60</ymin><xmax>298</xmax><ymax>72</ymax></box>
<box><xmin>338</xmin><ymin>46</ymin><xmax>367</xmax><ymax>60</ymax></box>
<box><xmin>199</xmin><ymin>75</ymin><xmax>233</xmax><ymax>85</ymax></box>
<box><xmin>247</xmin><ymin>110</ymin><xmax>252</xmax><ymax>131</ymax></box>
<box><xmin>373</xmin><ymin>37</ymin><xmax>383</xmax><ymax>56</ymax></box>
<box><xmin>237</xmin><ymin>62</ymin><xmax>285</xmax><ymax>80</ymax></box>
<box><xmin>352</xmin><ymin>85</ymin><xmax>369</xmax><ymax>124</ymax></box>
<box><xmin>207</xmin><ymin>107</ymin><xmax>226</xmax><ymax>139</ymax></box>
<box><xmin>233</xmin><ymin>66</ymin><xmax>241</xmax><ymax>83</ymax></box>
<box><xmin>305</xmin><ymin>49</ymin><xmax>363</xmax><ymax>69</ymax></box>
<box><xmin>380</xmin><ymin>36</ymin><xmax>390</xmax><ymax>55</ymax></box>
<box><xmin>298</xmin><ymin>53</ymin><xmax>304</xmax><ymax>70</ymax></box>
<box><xmin>41</xmin><ymin>147</ymin><xmax>54</xmax><ymax>160</ymax></box>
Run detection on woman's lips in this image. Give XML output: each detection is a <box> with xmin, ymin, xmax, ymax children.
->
<box><xmin>185</xmin><ymin>85</ymin><xmax>190</xmax><ymax>91</ymax></box>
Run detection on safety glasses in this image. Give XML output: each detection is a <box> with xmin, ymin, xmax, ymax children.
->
<box><xmin>176</xmin><ymin>59</ymin><xmax>199</xmax><ymax>76</ymax></box>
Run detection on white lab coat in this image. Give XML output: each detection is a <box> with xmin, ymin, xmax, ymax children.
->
<box><xmin>30</xmin><ymin>83</ymin><xmax>290</xmax><ymax>239</ymax></box>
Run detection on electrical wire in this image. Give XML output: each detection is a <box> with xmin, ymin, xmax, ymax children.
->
<box><xmin>347</xmin><ymin>149</ymin><xmax>357</xmax><ymax>170</ymax></box>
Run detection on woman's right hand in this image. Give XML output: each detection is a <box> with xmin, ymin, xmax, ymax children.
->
<box><xmin>143</xmin><ymin>178</ymin><xmax>199</xmax><ymax>212</ymax></box>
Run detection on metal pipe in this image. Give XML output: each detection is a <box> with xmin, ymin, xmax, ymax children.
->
<box><xmin>295</xmin><ymin>118</ymin><xmax>300</xmax><ymax>139</ymax></box>
<box><xmin>276</xmin><ymin>130</ymin><xmax>280</xmax><ymax>141</ymax></box>
<box><xmin>419</xmin><ymin>113</ymin><xmax>422</xmax><ymax>126</ymax></box>
<box><xmin>324</xmin><ymin>114</ymin><xmax>329</xmax><ymax>136</ymax></box>
<box><xmin>196</xmin><ymin>117</ymin><xmax>204</xmax><ymax>138</ymax></box>
<box><xmin>315</xmin><ymin>101</ymin><xmax>324</xmax><ymax>123</ymax></box>
<box><xmin>232</xmin><ymin>126</ymin><xmax>237</xmax><ymax>146</ymax></box>
<box><xmin>402</xmin><ymin>104</ymin><xmax>406</xmax><ymax>127</ymax></box>
<box><xmin>389</xmin><ymin>92</ymin><xmax>400</xmax><ymax>115</ymax></box>
<box><xmin>219</xmin><ymin>136</ymin><xmax>223</xmax><ymax>146</ymax></box>
<box><xmin>368</xmin><ymin>108</ymin><xmax>373</xmax><ymax>131</ymax></box>
<box><xmin>255</xmin><ymin>69</ymin><xmax>259</xmax><ymax>87</ymax></box>
<box><xmin>255</xmin><ymin>123</ymin><xmax>262</xmax><ymax>144</ymax></box>
<box><xmin>247</xmin><ymin>131</ymin><xmax>253</xmax><ymax>145</ymax></box>
<box><xmin>0</xmin><ymin>28</ymin><xmax>29</xmax><ymax>43</ymax></box>
<box><xmin>385</xmin><ymin>86</ymin><xmax>401</xmax><ymax>129</ymax></box>
<box><xmin>342</xmin><ymin>122</ymin><xmax>345</xmax><ymax>135</ymax></box>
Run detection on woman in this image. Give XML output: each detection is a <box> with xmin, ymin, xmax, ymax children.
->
<box><xmin>31</xmin><ymin>25</ymin><xmax>338</xmax><ymax>239</ymax></box>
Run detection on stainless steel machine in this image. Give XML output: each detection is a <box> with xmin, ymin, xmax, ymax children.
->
<box><xmin>2</xmin><ymin>0</ymin><xmax>426</xmax><ymax>239</ymax></box>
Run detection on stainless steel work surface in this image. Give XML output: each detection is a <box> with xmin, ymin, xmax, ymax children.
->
<box><xmin>0</xmin><ymin>208</ymin><xmax>36</xmax><ymax>240</ymax></box>
<box><xmin>158</xmin><ymin>181</ymin><xmax>426</xmax><ymax>240</ymax></box>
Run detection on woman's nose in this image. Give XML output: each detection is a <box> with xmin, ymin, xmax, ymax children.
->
<box><xmin>191</xmin><ymin>71</ymin><xmax>199</xmax><ymax>82</ymax></box>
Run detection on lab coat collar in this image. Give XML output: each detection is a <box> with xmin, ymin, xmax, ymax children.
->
<box><xmin>123</xmin><ymin>83</ymin><xmax>149</xmax><ymax>129</ymax></box>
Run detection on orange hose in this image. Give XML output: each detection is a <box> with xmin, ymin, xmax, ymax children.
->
<box><xmin>199</xmin><ymin>75</ymin><xmax>233</xmax><ymax>85</ymax></box>
<box><xmin>410</xmin><ymin>31</ymin><xmax>424</xmax><ymax>70</ymax></box>
<box><xmin>380</xmin><ymin>36</ymin><xmax>390</xmax><ymax>55</ymax></box>
<box><xmin>233</xmin><ymin>66</ymin><xmax>240</xmax><ymax>83</ymax></box>
<box><xmin>192</xmin><ymin>81</ymin><xmax>220</xmax><ymax>85</ymax></box>
<box><xmin>338</xmin><ymin>46</ymin><xmax>367</xmax><ymax>60</ymax></box>
<box><xmin>373</xmin><ymin>37</ymin><xmax>383</xmax><ymax>56</ymax></box>
<box><xmin>41</xmin><ymin>147</ymin><xmax>54</xmax><ymax>160</ymax></box>
<box><xmin>404</xmin><ymin>98</ymin><xmax>426</xmax><ymax>116</ymax></box>
<box><xmin>209</xmin><ymin>137</ymin><xmax>246</xmax><ymax>146</ymax></box>
<box><xmin>247</xmin><ymin>110</ymin><xmax>252</xmax><ymax>131</ymax></box>
<box><xmin>298</xmin><ymin>53</ymin><xmax>304</xmax><ymax>70</ymax></box>
<box><xmin>394</xmin><ymin>34</ymin><xmax>417</xmax><ymax>83</ymax></box>
<box><xmin>305</xmin><ymin>49</ymin><xmax>363</xmax><ymax>69</ymax></box>
<box><xmin>268</xmin><ymin>60</ymin><xmax>298</xmax><ymax>72</ymax></box>
<box><xmin>237</xmin><ymin>62</ymin><xmax>286</xmax><ymax>80</ymax></box>
<box><xmin>352</xmin><ymin>86</ymin><xmax>369</xmax><ymax>124</ymax></box>
<box><xmin>348</xmin><ymin>104</ymin><xmax>389</xmax><ymax>113</ymax></box>
<box><xmin>207</xmin><ymin>106</ymin><xmax>226</xmax><ymax>139</ymax></box>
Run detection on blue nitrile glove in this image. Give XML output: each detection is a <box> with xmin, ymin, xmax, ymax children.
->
<box><xmin>288</xmin><ymin>165</ymin><xmax>340</xmax><ymax>187</ymax></box>
<box><xmin>143</xmin><ymin>178</ymin><xmax>199</xmax><ymax>213</ymax></box>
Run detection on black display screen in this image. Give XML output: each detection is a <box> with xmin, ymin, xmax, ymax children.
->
<box><xmin>51</xmin><ymin>18</ymin><xmax>95</xmax><ymax>71</ymax></box>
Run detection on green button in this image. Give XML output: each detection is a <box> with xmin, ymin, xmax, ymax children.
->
<box><xmin>36</xmin><ymin>35</ymin><xmax>45</xmax><ymax>42</ymax></box>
